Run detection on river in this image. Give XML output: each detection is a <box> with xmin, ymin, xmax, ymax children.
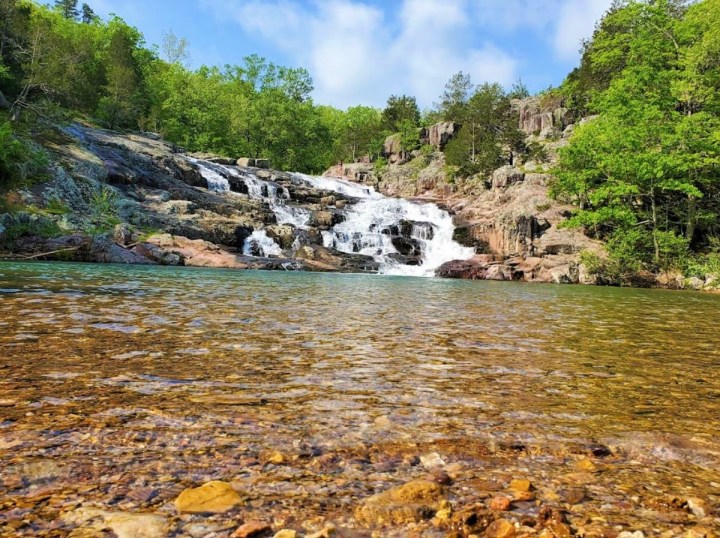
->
<box><xmin>1</xmin><ymin>262</ymin><xmax>719</xmax><ymax>536</ymax></box>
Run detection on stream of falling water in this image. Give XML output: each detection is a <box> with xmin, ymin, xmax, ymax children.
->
<box><xmin>192</xmin><ymin>160</ymin><xmax>474</xmax><ymax>276</ymax></box>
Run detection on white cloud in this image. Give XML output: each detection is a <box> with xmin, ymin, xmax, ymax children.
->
<box><xmin>552</xmin><ymin>0</ymin><xmax>614</xmax><ymax>60</ymax></box>
<box><xmin>200</xmin><ymin>0</ymin><xmax>612</xmax><ymax>107</ymax></box>
<box><xmin>201</xmin><ymin>0</ymin><xmax>518</xmax><ymax>109</ymax></box>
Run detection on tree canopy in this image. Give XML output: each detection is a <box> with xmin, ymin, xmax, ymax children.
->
<box><xmin>552</xmin><ymin>0</ymin><xmax>720</xmax><ymax>275</ymax></box>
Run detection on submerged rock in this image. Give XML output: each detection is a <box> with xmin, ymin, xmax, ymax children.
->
<box><xmin>62</xmin><ymin>508</ymin><xmax>168</xmax><ymax>538</ymax></box>
<box><xmin>354</xmin><ymin>479</ymin><xmax>447</xmax><ymax>526</ymax></box>
<box><xmin>175</xmin><ymin>480</ymin><xmax>242</xmax><ymax>514</ymax></box>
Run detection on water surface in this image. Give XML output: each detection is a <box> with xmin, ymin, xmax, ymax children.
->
<box><xmin>1</xmin><ymin>262</ymin><xmax>719</xmax><ymax>535</ymax></box>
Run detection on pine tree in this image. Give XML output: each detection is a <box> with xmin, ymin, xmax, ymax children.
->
<box><xmin>81</xmin><ymin>3</ymin><xmax>96</xmax><ymax>24</ymax></box>
<box><xmin>54</xmin><ymin>0</ymin><xmax>79</xmax><ymax>20</ymax></box>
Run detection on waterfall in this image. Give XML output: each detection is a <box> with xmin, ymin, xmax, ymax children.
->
<box><xmin>189</xmin><ymin>159</ymin><xmax>231</xmax><ymax>192</ymax></box>
<box><xmin>190</xmin><ymin>159</ymin><xmax>309</xmax><ymax>256</ymax></box>
<box><xmin>189</xmin><ymin>159</ymin><xmax>474</xmax><ymax>276</ymax></box>
<box><xmin>292</xmin><ymin>173</ymin><xmax>475</xmax><ymax>277</ymax></box>
<box><xmin>243</xmin><ymin>230</ymin><xmax>282</xmax><ymax>257</ymax></box>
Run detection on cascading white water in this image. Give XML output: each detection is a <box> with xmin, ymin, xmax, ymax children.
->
<box><xmin>189</xmin><ymin>159</ymin><xmax>231</xmax><ymax>192</ymax></box>
<box><xmin>190</xmin><ymin>159</ymin><xmax>291</xmax><ymax>256</ymax></box>
<box><xmin>243</xmin><ymin>230</ymin><xmax>282</xmax><ymax>257</ymax></box>
<box><xmin>189</xmin><ymin>160</ymin><xmax>474</xmax><ymax>275</ymax></box>
<box><xmin>292</xmin><ymin>173</ymin><xmax>475</xmax><ymax>277</ymax></box>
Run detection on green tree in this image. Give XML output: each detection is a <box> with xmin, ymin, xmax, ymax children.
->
<box><xmin>444</xmin><ymin>83</ymin><xmax>521</xmax><ymax>176</ymax></box>
<box><xmin>342</xmin><ymin>105</ymin><xmax>383</xmax><ymax>161</ymax></box>
<box><xmin>97</xmin><ymin>21</ymin><xmax>144</xmax><ymax>129</ymax></box>
<box><xmin>54</xmin><ymin>0</ymin><xmax>79</xmax><ymax>20</ymax></box>
<box><xmin>553</xmin><ymin>0</ymin><xmax>720</xmax><ymax>271</ymax></box>
<box><xmin>382</xmin><ymin>94</ymin><xmax>420</xmax><ymax>132</ymax></box>
<box><xmin>81</xmin><ymin>3</ymin><xmax>96</xmax><ymax>24</ymax></box>
<box><xmin>436</xmin><ymin>71</ymin><xmax>473</xmax><ymax>122</ymax></box>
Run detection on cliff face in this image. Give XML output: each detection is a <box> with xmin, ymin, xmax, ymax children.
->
<box><xmin>327</xmin><ymin>108</ymin><xmax>602</xmax><ymax>284</ymax></box>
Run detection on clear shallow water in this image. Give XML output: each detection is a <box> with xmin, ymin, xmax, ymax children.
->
<box><xmin>1</xmin><ymin>262</ymin><xmax>719</xmax><ymax>536</ymax></box>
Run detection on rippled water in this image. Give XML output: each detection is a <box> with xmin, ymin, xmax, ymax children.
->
<box><xmin>1</xmin><ymin>262</ymin><xmax>719</xmax><ymax>536</ymax></box>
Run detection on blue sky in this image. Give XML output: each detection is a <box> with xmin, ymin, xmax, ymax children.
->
<box><xmin>80</xmin><ymin>0</ymin><xmax>613</xmax><ymax>109</ymax></box>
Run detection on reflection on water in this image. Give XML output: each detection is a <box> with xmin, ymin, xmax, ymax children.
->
<box><xmin>0</xmin><ymin>262</ymin><xmax>719</xmax><ymax>535</ymax></box>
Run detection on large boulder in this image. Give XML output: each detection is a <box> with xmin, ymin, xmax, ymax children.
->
<box><xmin>91</xmin><ymin>235</ymin><xmax>155</xmax><ymax>265</ymax></box>
<box><xmin>171</xmin><ymin>158</ymin><xmax>207</xmax><ymax>188</ymax></box>
<box><xmin>427</xmin><ymin>122</ymin><xmax>459</xmax><ymax>150</ymax></box>
<box><xmin>492</xmin><ymin>166</ymin><xmax>525</xmax><ymax>189</ymax></box>
<box><xmin>265</xmin><ymin>224</ymin><xmax>295</xmax><ymax>249</ymax></box>
<box><xmin>383</xmin><ymin>134</ymin><xmax>403</xmax><ymax>164</ymax></box>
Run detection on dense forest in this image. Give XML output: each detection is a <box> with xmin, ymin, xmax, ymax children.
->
<box><xmin>1</xmin><ymin>0</ymin><xmax>719</xmax><ymax>282</ymax></box>
<box><xmin>551</xmin><ymin>0</ymin><xmax>720</xmax><ymax>281</ymax></box>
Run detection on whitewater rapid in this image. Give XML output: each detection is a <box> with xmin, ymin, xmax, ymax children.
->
<box><xmin>292</xmin><ymin>173</ymin><xmax>475</xmax><ymax>277</ymax></box>
<box><xmin>192</xmin><ymin>160</ymin><xmax>474</xmax><ymax>277</ymax></box>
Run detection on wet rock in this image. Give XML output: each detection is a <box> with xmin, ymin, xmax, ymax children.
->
<box><xmin>188</xmin><ymin>394</ymin><xmax>263</xmax><ymax>406</ymax></box>
<box><xmin>230</xmin><ymin>520</ymin><xmax>271</xmax><ymax>538</ymax></box>
<box><xmin>428</xmin><ymin>470</ymin><xmax>453</xmax><ymax>486</ymax></box>
<box><xmin>537</xmin><ymin>506</ymin><xmax>567</xmax><ymax>527</ymax></box>
<box><xmin>485</xmin><ymin>519</ymin><xmax>517</xmax><ymax>538</ymax></box>
<box><xmin>588</xmin><ymin>444</ymin><xmax>612</xmax><ymax>457</ymax></box>
<box><xmin>354</xmin><ymin>479</ymin><xmax>447</xmax><ymax>526</ymax></box>
<box><xmin>174</xmin><ymin>480</ymin><xmax>241</xmax><ymax>514</ymax></box>
<box><xmin>15</xmin><ymin>460</ymin><xmax>65</xmax><ymax>485</ymax></box>
<box><xmin>509</xmin><ymin>479</ymin><xmax>532</xmax><ymax>493</ymax></box>
<box><xmin>306</xmin><ymin>524</ymin><xmax>337</xmax><ymax>538</ymax></box>
<box><xmin>450</xmin><ymin>504</ymin><xmax>496</xmax><ymax>534</ymax></box>
<box><xmin>686</xmin><ymin>497</ymin><xmax>711</xmax><ymax>518</ymax></box>
<box><xmin>419</xmin><ymin>452</ymin><xmax>445</xmax><ymax>469</ymax></box>
<box><xmin>266</xmin><ymin>224</ymin><xmax>296</xmax><ymax>250</ymax></box>
<box><xmin>391</xmin><ymin>236</ymin><xmax>422</xmax><ymax>256</ymax></box>
<box><xmin>184</xmin><ymin>522</ymin><xmax>236</xmax><ymax>537</ymax></box>
<box><xmin>133</xmin><ymin>242</ymin><xmax>184</xmax><ymax>266</ymax></box>
<box><xmin>488</xmin><ymin>496</ymin><xmax>512</xmax><ymax>511</ymax></box>
<box><xmin>62</xmin><ymin>508</ymin><xmax>168</xmax><ymax>538</ymax></box>
<box><xmin>540</xmin><ymin>522</ymin><xmax>573</xmax><ymax>537</ymax></box>
<box><xmin>573</xmin><ymin>458</ymin><xmax>598</xmax><ymax>473</ymax></box>
<box><xmin>310</xmin><ymin>210</ymin><xmax>343</xmax><ymax>229</ymax></box>
<box><xmin>273</xmin><ymin>531</ymin><xmax>297</xmax><ymax>538</ymax></box>
<box><xmin>559</xmin><ymin>488</ymin><xmax>586</xmax><ymax>505</ymax></box>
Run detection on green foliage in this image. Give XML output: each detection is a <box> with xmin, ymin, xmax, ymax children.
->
<box><xmin>444</xmin><ymin>83</ymin><xmax>522</xmax><ymax>177</ymax></box>
<box><xmin>81</xmin><ymin>3</ymin><xmax>96</xmax><ymax>24</ymax></box>
<box><xmin>4</xmin><ymin>220</ymin><xmax>64</xmax><ymax>241</ymax></box>
<box><xmin>553</xmin><ymin>0</ymin><xmax>720</xmax><ymax>275</ymax></box>
<box><xmin>0</xmin><ymin>117</ymin><xmax>48</xmax><ymax>187</ymax></box>
<box><xmin>436</xmin><ymin>71</ymin><xmax>473</xmax><ymax>122</ymax></box>
<box><xmin>54</xmin><ymin>0</ymin><xmax>79</xmax><ymax>20</ymax></box>
<box><xmin>87</xmin><ymin>187</ymin><xmax>120</xmax><ymax>231</ymax></box>
<box><xmin>373</xmin><ymin>157</ymin><xmax>388</xmax><ymax>177</ymax></box>
<box><xmin>525</xmin><ymin>141</ymin><xmax>548</xmax><ymax>163</ymax></box>
<box><xmin>508</xmin><ymin>78</ymin><xmax>530</xmax><ymax>100</ymax></box>
<box><xmin>44</xmin><ymin>197</ymin><xmax>70</xmax><ymax>215</ymax></box>
<box><xmin>382</xmin><ymin>95</ymin><xmax>420</xmax><ymax>132</ymax></box>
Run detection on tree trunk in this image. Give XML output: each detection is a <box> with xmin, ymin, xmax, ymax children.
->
<box><xmin>0</xmin><ymin>89</ymin><xmax>9</xmax><ymax>110</ymax></box>
<box><xmin>651</xmin><ymin>187</ymin><xmax>660</xmax><ymax>263</ymax></box>
<box><xmin>686</xmin><ymin>196</ymin><xmax>696</xmax><ymax>243</ymax></box>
